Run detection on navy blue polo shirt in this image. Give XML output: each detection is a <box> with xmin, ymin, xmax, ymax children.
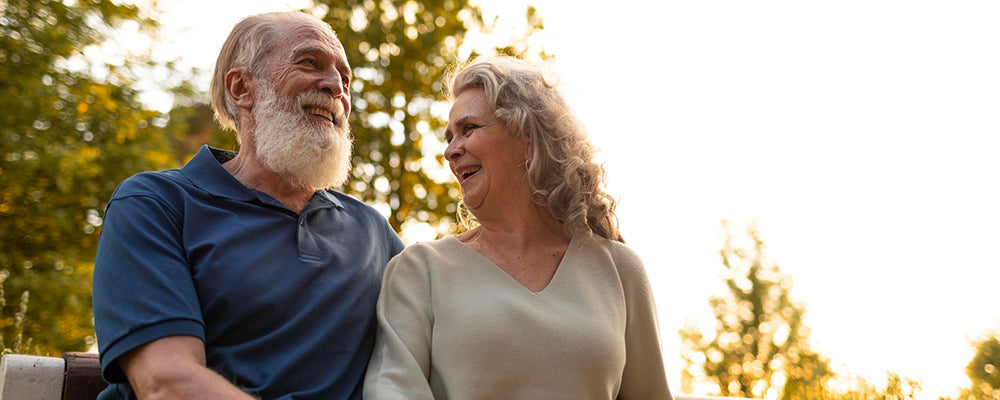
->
<box><xmin>93</xmin><ymin>146</ymin><xmax>404</xmax><ymax>400</ymax></box>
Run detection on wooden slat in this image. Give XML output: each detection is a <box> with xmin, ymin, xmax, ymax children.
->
<box><xmin>61</xmin><ymin>352</ymin><xmax>106</xmax><ymax>400</ymax></box>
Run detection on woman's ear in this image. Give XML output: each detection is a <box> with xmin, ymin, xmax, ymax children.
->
<box><xmin>225</xmin><ymin>67</ymin><xmax>255</xmax><ymax>110</ymax></box>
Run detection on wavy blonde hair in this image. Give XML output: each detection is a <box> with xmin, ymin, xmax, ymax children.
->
<box><xmin>447</xmin><ymin>56</ymin><xmax>623</xmax><ymax>242</ymax></box>
<box><xmin>209</xmin><ymin>12</ymin><xmax>337</xmax><ymax>132</ymax></box>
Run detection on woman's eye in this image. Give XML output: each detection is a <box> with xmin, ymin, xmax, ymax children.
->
<box><xmin>463</xmin><ymin>124</ymin><xmax>479</xmax><ymax>135</ymax></box>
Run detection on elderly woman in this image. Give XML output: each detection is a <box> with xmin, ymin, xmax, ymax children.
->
<box><xmin>364</xmin><ymin>56</ymin><xmax>673</xmax><ymax>400</ymax></box>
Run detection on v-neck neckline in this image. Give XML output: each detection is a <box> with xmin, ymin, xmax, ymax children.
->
<box><xmin>447</xmin><ymin>234</ymin><xmax>580</xmax><ymax>295</ymax></box>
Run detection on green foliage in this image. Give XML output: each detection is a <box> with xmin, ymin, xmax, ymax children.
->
<box><xmin>0</xmin><ymin>0</ymin><xmax>175</xmax><ymax>353</ymax></box>
<box><xmin>680</xmin><ymin>220</ymin><xmax>832</xmax><ymax>398</ymax></box>
<box><xmin>681</xmin><ymin>220</ymin><xmax>926</xmax><ymax>399</ymax></box>
<box><xmin>168</xmin><ymin>1</ymin><xmax>548</xmax><ymax>238</ymax></box>
<box><xmin>311</xmin><ymin>0</ymin><xmax>473</xmax><ymax>235</ymax></box>
<box><xmin>0</xmin><ymin>280</ymin><xmax>37</xmax><ymax>355</ymax></box>
<box><xmin>313</xmin><ymin>0</ymin><xmax>546</xmax><ymax>235</ymax></box>
<box><xmin>0</xmin><ymin>0</ymin><xmax>546</xmax><ymax>355</ymax></box>
<box><xmin>164</xmin><ymin>102</ymin><xmax>237</xmax><ymax>165</ymax></box>
<box><xmin>823</xmin><ymin>373</ymin><xmax>922</xmax><ymax>400</ymax></box>
<box><xmin>478</xmin><ymin>5</ymin><xmax>551</xmax><ymax>60</ymax></box>
<box><xmin>945</xmin><ymin>330</ymin><xmax>1000</xmax><ymax>400</ymax></box>
<box><xmin>967</xmin><ymin>334</ymin><xmax>1000</xmax><ymax>398</ymax></box>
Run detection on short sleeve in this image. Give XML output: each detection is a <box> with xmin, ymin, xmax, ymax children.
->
<box><xmin>364</xmin><ymin>247</ymin><xmax>436</xmax><ymax>400</ymax></box>
<box><xmin>92</xmin><ymin>189</ymin><xmax>205</xmax><ymax>383</ymax></box>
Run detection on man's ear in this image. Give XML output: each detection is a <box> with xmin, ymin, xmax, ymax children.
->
<box><xmin>225</xmin><ymin>67</ymin><xmax>255</xmax><ymax>110</ymax></box>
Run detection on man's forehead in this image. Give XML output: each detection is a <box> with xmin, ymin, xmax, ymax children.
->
<box><xmin>280</xmin><ymin>20</ymin><xmax>342</xmax><ymax>49</ymax></box>
<box><xmin>289</xmin><ymin>39</ymin><xmax>344</xmax><ymax>57</ymax></box>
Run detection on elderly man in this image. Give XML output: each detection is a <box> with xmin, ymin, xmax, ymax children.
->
<box><xmin>92</xmin><ymin>12</ymin><xmax>404</xmax><ymax>400</ymax></box>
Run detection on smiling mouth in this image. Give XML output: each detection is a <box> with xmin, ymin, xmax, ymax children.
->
<box><xmin>459</xmin><ymin>166</ymin><xmax>481</xmax><ymax>181</ymax></box>
<box><xmin>304</xmin><ymin>106</ymin><xmax>334</xmax><ymax>123</ymax></box>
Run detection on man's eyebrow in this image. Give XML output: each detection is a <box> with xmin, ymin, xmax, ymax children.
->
<box><xmin>290</xmin><ymin>46</ymin><xmax>325</xmax><ymax>59</ymax></box>
<box><xmin>289</xmin><ymin>45</ymin><xmax>352</xmax><ymax>78</ymax></box>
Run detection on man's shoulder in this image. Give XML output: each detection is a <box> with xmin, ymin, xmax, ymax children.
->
<box><xmin>101</xmin><ymin>169</ymin><xmax>203</xmax><ymax>225</ymax></box>
<box><xmin>110</xmin><ymin>169</ymin><xmax>192</xmax><ymax>200</ymax></box>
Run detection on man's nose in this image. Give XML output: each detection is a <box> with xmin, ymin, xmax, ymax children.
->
<box><xmin>319</xmin><ymin>71</ymin><xmax>346</xmax><ymax>97</ymax></box>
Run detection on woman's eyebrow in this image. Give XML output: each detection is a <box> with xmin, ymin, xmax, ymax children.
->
<box><xmin>444</xmin><ymin>115</ymin><xmax>473</xmax><ymax>141</ymax></box>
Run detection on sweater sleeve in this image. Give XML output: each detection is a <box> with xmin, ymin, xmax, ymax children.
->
<box><xmin>615</xmin><ymin>245</ymin><xmax>674</xmax><ymax>400</ymax></box>
<box><xmin>364</xmin><ymin>247</ymin><xmax>436</xmax><ymax>400</ymax></box>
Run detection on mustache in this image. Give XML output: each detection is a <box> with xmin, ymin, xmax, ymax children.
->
<box><xmin>296</xmin><ymin>91</ymin><xmax>347</xmax><ymax>124</ymax></box>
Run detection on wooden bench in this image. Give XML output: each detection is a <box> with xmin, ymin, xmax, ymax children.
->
<box><xmin>0</xmin><ymin>352</ymin><xmax>745</xmax><ymax>399</ymax></box>
<box><xmin>0</xmin><ymin>352</ymin><xmax>105</xmax><ymax>400</ymax></box>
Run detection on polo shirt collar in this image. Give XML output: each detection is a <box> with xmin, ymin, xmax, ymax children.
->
<box><xmin>311</xmin><ymin>188</ymin><xmax>344</xmax><ymax>209</ymax></box>
<box><xmin>182</xmin><ymin>145</ymin><xmax>345</xmax><ymax>210</ymax></box>
<box><xmin>181</xmin><ymin>145</ymin><xmax>253</xmax><ymax>201</ymax></box>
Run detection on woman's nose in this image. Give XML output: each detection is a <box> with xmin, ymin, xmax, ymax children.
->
<box><xmin>445</xmin><ymin>139</ymin><xmax>463</xmax><ymax>160</ymax></box>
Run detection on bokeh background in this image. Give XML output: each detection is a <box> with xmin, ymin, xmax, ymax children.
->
<box><xmin>1</xmin><ymin>0</ymin><xmax>998</xmax><ymax>399</ymax></box>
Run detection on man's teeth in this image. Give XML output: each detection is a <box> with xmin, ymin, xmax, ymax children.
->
<box><xmin>304</xmin><ymin>106</ymin><xmax>333</xmax><ymax>122</ymax></box>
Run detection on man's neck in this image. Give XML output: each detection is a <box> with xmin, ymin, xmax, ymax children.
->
<box><xmin>222</xmin><ymin>150</ymin><xmax>316</xmax><ymax>214</ymax></box>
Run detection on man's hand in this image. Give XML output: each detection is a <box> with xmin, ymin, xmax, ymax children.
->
<box><xmin>120</xmin><ymin>335</ymin><xmax>257</xmax><ymax>400</ymax></box>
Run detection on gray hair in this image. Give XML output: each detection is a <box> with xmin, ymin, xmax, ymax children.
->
<box><xmin>447</xmin><ymin>56</ymin><xmax>623</xmax><ymax>242</ymax></box>
<box><xmin>209</xmin><ymin>12</ymin><xmax>336</xmax><ymax>132</ymax></box>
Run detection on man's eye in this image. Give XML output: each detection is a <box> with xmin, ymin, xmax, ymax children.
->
<box><xmin>463</xmin><ymin>124</ymin><xmax>479</xmax><ymax>135</ymax></box>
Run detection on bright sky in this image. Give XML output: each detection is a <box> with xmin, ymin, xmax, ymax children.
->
<box><xmin>137</xmin><ymin>1</ymin><xmax>1000</xmax><ymax>398</ymax></box>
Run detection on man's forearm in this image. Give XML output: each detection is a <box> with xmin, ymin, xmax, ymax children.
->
<box><xmin>120</xmin><ymin>335</ymin><xmax>258</xmax><ymax>400</ymax></box>
<box><xmin>128</xmin><ymin>365</ymin><xmax>258</xmax><ymax>400</ymax></box>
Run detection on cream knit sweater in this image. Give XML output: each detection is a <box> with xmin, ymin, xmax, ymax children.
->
<box><xmin>364</xmin><ymin>234</ymin><xmax>673</xmax><ymax>400</ymax></box>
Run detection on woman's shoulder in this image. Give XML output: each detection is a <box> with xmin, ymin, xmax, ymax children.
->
<box><xmin>577</xmin><ymin>234</ymin><xmax>643</xmax><ymax>267</ymax></box>
<box><xmin>397</xmin><ymin>236</ymin><xmax>464</xmax><ymax>256</ymax></box>
<box><xmin>386</xmin><ymin>236</ymin><xmax>465</xmax><ymax>269</ymax></box>
<box><xmin>575</xmin><ymin>234</ymin><xmax>651</xmax><ymax>289</ymax></box>
<box><xmin>381</xmin><ymin>236</ymin><xmax>478</xmax><ymax>294</ymax></box>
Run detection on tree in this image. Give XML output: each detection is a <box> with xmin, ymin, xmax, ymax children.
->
<box><xmin>680</xmin><ymin>220</ymin><xmax>832</xmax><ymax>399</ymax></box>
<box><xmin>822</xmin><ymin>372</ymin><xmax>921</xmax><ymax>400</ymax></box>
<box><xmin>947</xmin><ymin>330</ymin><xmax>1000</xmax><ymax>400</ymax></box>
<box><xmin>0</xmin><ymin>0</ymin><xmax>545</xmax><ymax>354</ymax></box>
<box><xmin>312</xmin><ymin>0</ymin><xmax>544</xmax><ymax>235</ymax></box>
<box><xmin>163</xmin><ymin>102</ymin><xmax>237</xmax><ymax>165</ymax></box>
<box><xmin>966</xmin><ymin>334</ymin><xmax>1000</xmax><ymax>399</ymax></box>
<box><xmin>172</xmin><ymin>1</ymin><xmax>547</xmax><ymax>237</ymax></box>
<box><xmin>0</xmin><ymin>0</ymin><xmax>175</xmax><ymax>353</ymax></box>
<box><xmin>313</xmin><ymin>0</ymin><xmax>472</xmax><ymax>234</ymax></box>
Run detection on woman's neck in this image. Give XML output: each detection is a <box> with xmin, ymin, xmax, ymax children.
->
<box><xmin>461</xmin><ymin>203</ymin><xmax>571</xmax><ymax>247</ymax></box>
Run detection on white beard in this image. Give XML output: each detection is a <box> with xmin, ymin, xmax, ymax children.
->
<box><xmin>251</xmin><ymin>84</ymin><xmax>353</xmax><ymax>190</ymax></box>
